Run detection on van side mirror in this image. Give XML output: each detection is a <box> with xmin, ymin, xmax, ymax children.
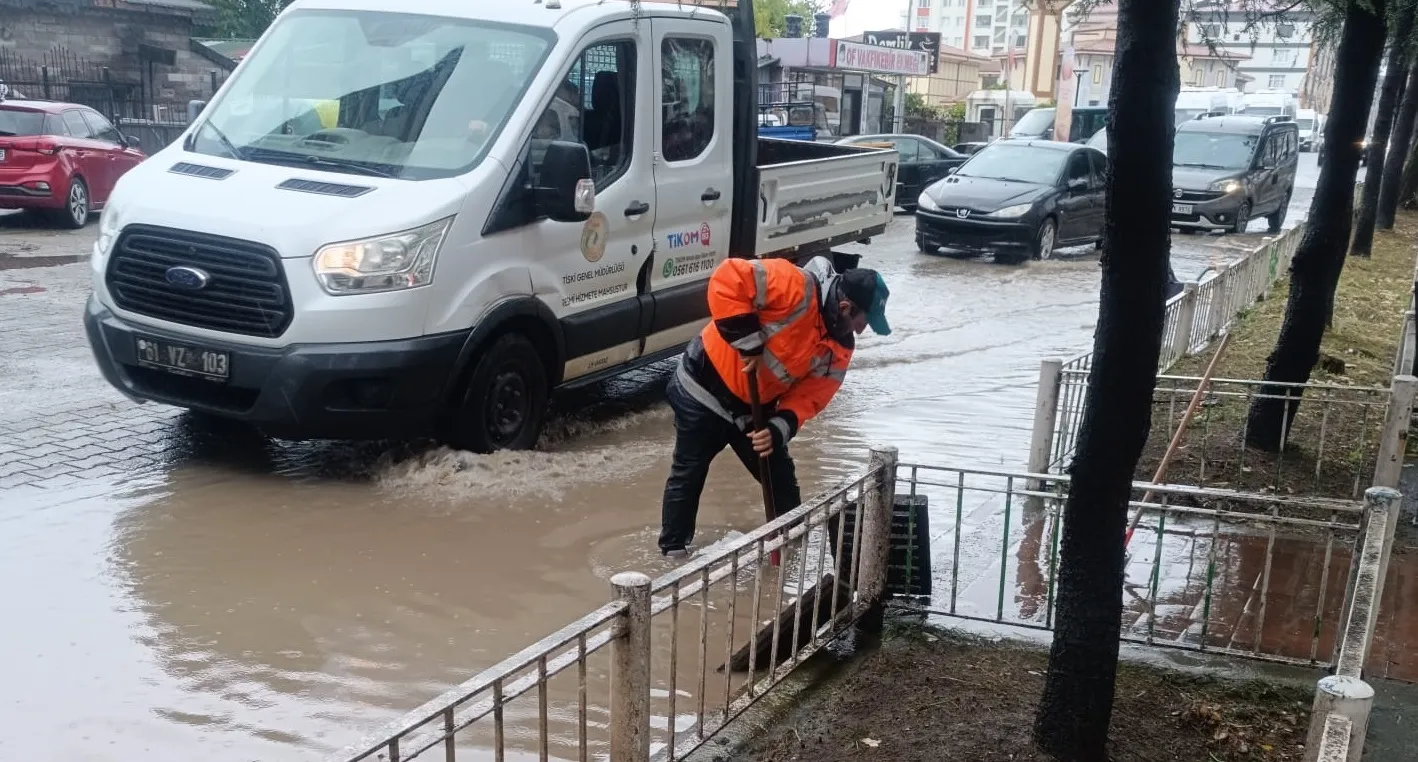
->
<box><xmin>1067</xmin><ymin>177</ymin><xmax>1089</xmax><ymax>192</ymax></box>
<box><xmin>537</xmin><ymin>141</ymin><xmax>595</xmax><ymax>222</ymax></box>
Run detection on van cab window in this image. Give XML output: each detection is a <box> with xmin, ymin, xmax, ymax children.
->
<box><xmin>188</xmin><ymin>9</ymin><xmax>553</xmax><ymax>180</ymax></box>
<box><xmin>554</xmin><ymin>41</ymin><xmax>634</xmax><ymax>187</ymax></box>
<box><xmin>661</xmin><ymin>37</ymin><xmax>715</xmax><ymax>161</ymax></box>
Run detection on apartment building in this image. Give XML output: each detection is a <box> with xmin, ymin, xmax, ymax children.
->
<box><xmin>907</xmin><ymin>0</ymin><xmax>1030</xmax><ymax>57</ymax></box>
<box><xmin>1185</xmin><ymin>0</ymin><xmax>1316</xmax><ymax>95</ymax></box>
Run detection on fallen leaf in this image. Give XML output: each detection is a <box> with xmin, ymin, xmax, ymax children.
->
<box><xmin>861</xmin><ymin>738</ymin><xmax>881</xmax><ymax>748</ymax></box>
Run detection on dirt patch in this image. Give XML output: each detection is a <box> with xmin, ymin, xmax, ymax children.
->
<box><xmin>730</xmin><ymin>627</ymin><xmax>1311</xmax><ymax>762</ymax></box>
<box><xmin>1137</xmin><ymin>213</ymin><xmax>1418</xmax><ymax>500</ymax></box>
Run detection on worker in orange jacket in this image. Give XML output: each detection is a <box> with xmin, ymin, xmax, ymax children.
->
<box><xmin>659</xmin><ymin>255</ymin><xmax>891</xmax><ymax>556</ymax></box>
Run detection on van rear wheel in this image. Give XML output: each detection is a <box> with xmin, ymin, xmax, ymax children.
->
<box><xmin>447</xmin><ymin>333</ymin><xmax>549</xmax><ymax>453</ymax></box>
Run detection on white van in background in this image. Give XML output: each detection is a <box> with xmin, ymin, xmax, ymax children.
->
<box><xmin>1175</xmin><ymin>87</ymin><xmax>1241</xmax><ymax>125</ymax></box>
<box><xmin>1296</xmin><ymin>108</ymin><xmax>1319</xmax><ymax>151</ymax></box>
<box><xmin>1240</xmin><ymin>90</ymin><xmax>1297</xmax><ymax>118</ymax></box>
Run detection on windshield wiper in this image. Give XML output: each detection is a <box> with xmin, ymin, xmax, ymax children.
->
<box><xmin>1176</xmin><ymin>162</ymin><xmax>1228</xmax><ymax>169</ymax></box>
<box><xmin>242</xmin><ymin>147</ymin><xmax>396</xmax><ymax>178</ymax></box>
<box><xmin>199</xmin><ymin>120</ymin><xmax>246</xmax><ymax>161</ymax></box>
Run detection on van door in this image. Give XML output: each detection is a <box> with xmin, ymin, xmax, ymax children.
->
<box><xmin>1253</xmin><ymin>129</ymin><xmax>1283</xmax><ymax>215</ymax></box>
<box><xmin>642</xmin><ymin>19</ymin><xmax>734</xmax><ymax>357</ymax></box>
<box><xmin>528</xmin><ymin>30</ymin><xmax>656</xmax><ymax>381</ymax></box>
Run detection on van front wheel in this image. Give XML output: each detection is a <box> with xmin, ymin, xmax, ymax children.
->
<box><xmin>448</xmin><ymin>333</ymin><xmax>549</xmax><ymax>453</ymax></box>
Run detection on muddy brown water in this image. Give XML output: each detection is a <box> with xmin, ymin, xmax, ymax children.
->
<box><xmin>0</xmin><ymin>162</ymin><xmax>1332</xmax><ymax>761</ymax></box>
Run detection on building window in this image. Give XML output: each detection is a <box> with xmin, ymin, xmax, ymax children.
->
<box><xmin>1215</xmin><ymin>70</ymin><xmax>1226</xmax><ymax>87</ymax></box>
<box><xmin>973</xmin><ymin>34</ymin><xmax>990</xmax><ymax>49</ymax></box>
<box><xmin>1092</xmin><ymin>63</ymin><xmax>1103</xmax><ymax>84</ymax></box>
<box><xmin>1277</xmin><ymin>23</ymin><xmax>1295</xmax><ymax>38</ymax></box>
<box><xmin>1201</xmin><ymin>23</ymin><xmax>1220</xmax><ymax>39</ymax></box>
<box><xmin>956</xmin><ymin>17</ymin><xmax>965</xmax><ymax>27</ymax></box>
<box><xmin>1273</xmin><ymin>48</ymin><xmax>1296</xmax><ymax>66</ymax></box>
<box><xmin>1193</xmin><ymin>69</ymin><xmax>1205</xmax><ymax>86</ymax></box>
<box><xmin>917</xmin><ymin>0</ymin><xmax>930</xmax><ymax>7</ymax></box>
<box><xmin>1269</xmin><ymin>74</ymin><xmax>1286</xmax><ymax>89</ymax></box>
<box><xmin>661</xmin><ymin>38</ymin><xmax>715</xmax><ymax>162</ymax></box>
<box><xmin>975</xmin><ymin>14</ymin><xmax>992</xmax><ymax>28</ymax></box>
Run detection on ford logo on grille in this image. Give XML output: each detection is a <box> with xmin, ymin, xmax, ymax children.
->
<box><xmin>956</xmin><ymin>207</ymin><xmax>971</xmax><ymax>219</ymax></box>
<box><xmin>164</xmin><ymin>265</ymin><xmax>211</xmax><ymax>290</ymax></box>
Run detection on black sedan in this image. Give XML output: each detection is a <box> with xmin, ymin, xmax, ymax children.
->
<box><xmin>915</xmin><ymin>140</ymin><xmax>1107</xmax><ymax>263</ymax></box>
<box><xmin>837</xmin><ymin>133</ymin><xmax>967</xmax><ymax>212</ymax></box>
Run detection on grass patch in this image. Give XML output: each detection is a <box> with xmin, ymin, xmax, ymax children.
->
<box><xmin>730</xmin><ymin>625</ymin><xmax>1311</xmax><ymax>762</ymax></box>
<box><xmin>1137</xmin><ymin>213</ymin><xmax>1417</xmax><ymax>498</ymax></box>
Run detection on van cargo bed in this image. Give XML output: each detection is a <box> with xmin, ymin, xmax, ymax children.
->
<box><xmin>754</xmin><ymin>138</ymin><xmax>898</xmax><ymax>259</ymax></box>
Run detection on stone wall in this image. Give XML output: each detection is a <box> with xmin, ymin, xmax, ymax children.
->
<box><xmin>0</xmin><ymin>6</ymin><xmax>228</xmax><ymax>114</ymax></box>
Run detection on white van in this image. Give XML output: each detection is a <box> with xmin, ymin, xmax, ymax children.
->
<box><xmin>1295</xmin><ymin>108</ymin><xmax>1319</xmax><ymax>151</ymax></box>
<box><xmin>1239</xmin><ymin>90</ymin><xmax>1297</xmax><ymax>118</ymax></box>
<box><xmin>83</xmin><ymin>0</ymin><xmax>898</xmax><ymax>451</ymax></box>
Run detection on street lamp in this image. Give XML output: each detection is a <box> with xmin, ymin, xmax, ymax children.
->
<box><xmin>1074</xmin><ymin>70</ymin><xmax>1086</xmax><ymax>107</ymax></box>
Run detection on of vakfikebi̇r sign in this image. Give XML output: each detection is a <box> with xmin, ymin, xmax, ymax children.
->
<box><xmin>831</xmin><ymin>40</ymin><xmax>931</xmax><ymax>77</ymax></box>
<box><xmin>861</xmin><ymin>31</ymin><xmax>942</xmax><ymax>74</ymax></box>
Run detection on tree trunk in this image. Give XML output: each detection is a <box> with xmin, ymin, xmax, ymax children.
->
<box><xmin>1031</xmin><ymin>0</ymin><xmax>1177</xmax><ymax>758</ymax></box>
<box><xmin>1378</xmin><ymin>59</ymin><xmax>1418</xmax><ymax>228</ymax></box>
<box><xmin>1400</xmin><ymin>124</ymin><xmax>1418</xmax><ymax>208</ymax></box>
<box><xmin>1351</xmin><ymin>5</ymin><xmax>1412</xmax><ymax>256</ymax></box>
<box><xmin>1247</xmin><ymin>0</ymin><xmax>1388</xmax><ymax>451</ymax></box>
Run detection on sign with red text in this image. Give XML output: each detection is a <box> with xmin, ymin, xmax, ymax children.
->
<box><xmin>831</xmin><ymin>41</ymin><xmax>930</xmax><ymax>77</ymax></box>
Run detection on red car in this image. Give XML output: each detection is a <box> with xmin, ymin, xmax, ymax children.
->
<box><xmin>0</xmin><ymin>98</ymin><xmax>146</xmax><ymax>228</ymax></box>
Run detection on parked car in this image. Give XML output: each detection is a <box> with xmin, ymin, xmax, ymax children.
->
<box><xmin>1171</xmin><ymin>114</ymin><xmax>1298</xmax><ymax>234</ymax></box>
<box><xmin>915</xmin><ymin>139</ymin><xmax>1107</xmax><ymax>262</ymax></box>
<box><xmin>0</xmin><ymin>98</ymin><xmax>146</xmax><ymax>228</ymax></box>
<box><xmin>837</xmin><ymin>133</ymin><xmax>967</xmax><ymax>211</ymax></box>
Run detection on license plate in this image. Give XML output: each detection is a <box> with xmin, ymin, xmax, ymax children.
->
<box><xmin>1172</xmin><ymin>203</ymin><xmax>1194</xmax><ymax>214</ymax></box>
<box><xmin>135</xmin><ymin>337</ymin><xmax>230</xmax><ymax>381</ymax></box>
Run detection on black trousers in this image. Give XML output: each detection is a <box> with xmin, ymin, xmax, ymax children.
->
<box><xmin>659</xmin><ymin>371</ymin><xmax>802</xmax><ymax>552</ymax></box>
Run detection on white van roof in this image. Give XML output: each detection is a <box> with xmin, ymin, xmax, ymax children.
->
<box><xmin>287</xmin><ymin>0</ymin><xmax>729</xmax><ymax>33</ymax></box>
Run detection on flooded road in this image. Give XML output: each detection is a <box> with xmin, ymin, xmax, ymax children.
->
<box><xmin>0</xmin><ymin>155</ymin><xmax>1321</xmax><ymax>760</ymax></box>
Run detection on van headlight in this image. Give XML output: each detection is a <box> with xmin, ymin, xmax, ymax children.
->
<box><xmin>1209</xmin><ymin>179</ymin><xmax>1242</xmax><ymax>195</ymax></box>
<box><xmin>312</xmin><ymin>217</ymin><xmax>453</xmax><ymax>295</ymax></box>
<box><xmin>95</xmin><ymin>206</ymin><xmax>123</xmax><ymax>258</ymax></box>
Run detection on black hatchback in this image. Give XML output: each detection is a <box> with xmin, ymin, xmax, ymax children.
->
<box><xmin>915</xmin><ymin>140</ymin><xmax>1107</xmax><ymax>262</ymax></box>
<box><xmin>837</xmin><ymin>133</ymin><xmax>967</xmax><ymax>212</ymax></box>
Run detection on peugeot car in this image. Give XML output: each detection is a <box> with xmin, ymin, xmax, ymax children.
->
<box><xmin>1171</xmin><ymin>114</ymin><xmax>1298</xmax><ymax>234</ymax></box>
<box><xmin>915</xmin><ymin>140</ymin><xmax>1107</xmax><ymax>262</ymax></box>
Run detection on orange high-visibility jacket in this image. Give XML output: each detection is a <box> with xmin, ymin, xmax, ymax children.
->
<box><xmin>698</xmin><ymin>257</ymin><xmax>853</xmax><ymax>435</ymax></box>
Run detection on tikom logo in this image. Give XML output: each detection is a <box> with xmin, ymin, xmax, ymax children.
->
<box><xmin>667</xmin><ymin>222</ymin><xmax>712</xmax><ymax>249</ymax></box>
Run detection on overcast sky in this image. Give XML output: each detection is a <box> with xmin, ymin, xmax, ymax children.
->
<box><xmin>832</xmin><ymin>0</ymin><xmax>910</xmax><ymax>37</ymax></box>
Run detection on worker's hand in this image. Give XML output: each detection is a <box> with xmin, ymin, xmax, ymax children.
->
<box><xmin>750</xmin><ymin>427</ymin><xmax>773</xmax><ymax>457</ymax></box>
<box><xmin>741</xmin><ymin>354</ymin><xmax>760</xmax><ymax>375</ymax></box>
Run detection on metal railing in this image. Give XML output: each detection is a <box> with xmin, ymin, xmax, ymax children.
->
<box><xmin>1302</xmin><ymin>486</ymin><xmax>1400</xmax><ymax>762</ymax></box>
<box><xmin>331</xmin><ymin>449</ymin><xmax>900</xmax><ymax>762</ymax></box>
<box><xmin>1032</xmin><ymin>226</ymin><xmax>1303</xmax><ymax>477</ymax></box>
<box><xmin>890</xmin><ymin>464</ymin><xmax>1364</xmax><ymax>668</ymax></box>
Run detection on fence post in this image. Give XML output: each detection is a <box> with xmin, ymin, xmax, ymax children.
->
<box><xmin>609</xmin><ymin>572</ymin><xmax>651</xmax><ymax>762</ymax></box>
<box><xmin>856</xmin><ymin>446</ymin><xmax>899</xmax><ymax>633</ymax></box>
<box><xmin>1304</xmin><ymin>675</ymin><xmax>1373</xmax><ymax>762</ymax></box>
<box><xmin>1172</xmin><ymin>284</ymin><xmax>1198</xmax><ymax>360</ymax></box>
<box><xmin>1206</xmin><ymin>264</ymin><xmax>1231</xmax><ymax>340</ymax></box>
<box><xmin>40</xmin><ymin>66</ymin><xmax>51</xmax><ymax>100</ymax></box>
<box><xmin>1373</xmin><ymin>376</ymin><xmax>1417</xmax><ymax>490</ymax></box>
<box><xmin>1402</xmin><ymin>311</ymin><xmax>1416</xmax><ymax>380</ymax></box>
<box><xmin>1026</xmin><ymin>359</ymin><xmax>1064</xmax><ymax>488</ymax></box>
<box><xmin>1335</xmin><ymin>487</ymin><xmax>1399</xmax><ymax>676</ymax></box>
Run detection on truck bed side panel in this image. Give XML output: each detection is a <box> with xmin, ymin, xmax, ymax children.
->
<box><xmin>754</xmin><ymin>138</ymin><xmax>898</xmax><ymax>259</ymax></box>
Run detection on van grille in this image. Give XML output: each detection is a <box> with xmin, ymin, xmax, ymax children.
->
<box><xmin>105</xmin><ymin>225</ymin><xmax>292</xmax><ymax>338</ymax></box>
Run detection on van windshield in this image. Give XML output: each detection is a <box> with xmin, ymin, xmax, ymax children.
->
<box><xmin>190</xmin><ymin>9</ymin><xmax>554</xmax><ymax>180</ymax></box>
<box><xmin>1296</xmin><ymin>118</ymin><xmax>1315</xmax><ymax>130</ymax></box>
<box><xmin>1241</xmin><ymin>106</ymin><xmax>1283</xmax><ymax>116</ymax></box>
<box><xmin>1174</xmin><ymin>131</ymin><xmax>1258</xmax><ymax>170</ymax></box>
<box><xmin>1011</xmin><ymin>108</ymin><xmax>1055</xmax><ymax>135</ymax></box>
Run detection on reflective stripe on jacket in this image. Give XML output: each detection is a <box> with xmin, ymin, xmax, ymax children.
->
<box><xmin>684</xmin><ymin>256</ymin><xmax>853</xmax><ymax>438</ymax></box>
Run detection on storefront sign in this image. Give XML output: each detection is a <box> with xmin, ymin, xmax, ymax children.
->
<box><xmin>861</xmin><ymin>31</ymin><xmax>941</xmax><ymax>74</ymax></box>
<box><xmin>831</xmin><ymin>40</ymin><xmax>930</xmax><ymax>77</ymax></box>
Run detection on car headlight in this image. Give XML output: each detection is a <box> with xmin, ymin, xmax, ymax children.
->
<box><xmin>917</xmin><ymin>192</ymin><xmax>940</xmax><ymax>212</ymax></box>
<box><xmin>1208</xmin><ymin>180</ymin><xmax>1242</xmax><ymax>195</ymax></box>
<box><xmin>313</xmin><ymin>217</ymin><xmax>453</xmax><ymax>295</ymax></box>
<box><xmin>982</xmin><ymin>203</ymin><xmax>1033</xmax><ymax>220</ymax></box>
